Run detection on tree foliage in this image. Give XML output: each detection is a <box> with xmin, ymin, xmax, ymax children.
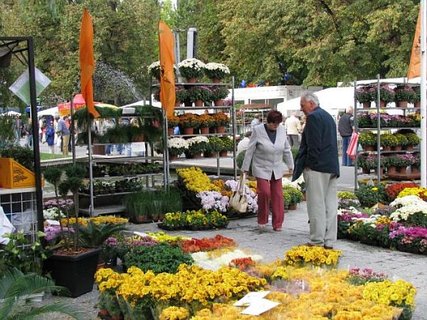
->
<box><xmin>0</xmin><ymin>0</ymin><xmax>420</xmax><ymax>109</ymax></box>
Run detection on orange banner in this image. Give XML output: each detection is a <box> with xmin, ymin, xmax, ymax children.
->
<box><xmin>79</xmin><ymin>8</ymin><xmax>99</xmax><ymax>118</ymax></box>
<box><xmin>407</xmin><ymin>8</ymin><xmax>421</xmax><ymax>79</ymax></box>
<box><xmin>159</xmin><ymin>21</ymin><xmax>176</xmax><ymax>117</ymax></box>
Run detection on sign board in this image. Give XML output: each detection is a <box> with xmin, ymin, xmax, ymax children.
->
<box><xmin>9</xmin><ymin>67</ymin><xmax>51</xmax><ymax>105</ymax></box>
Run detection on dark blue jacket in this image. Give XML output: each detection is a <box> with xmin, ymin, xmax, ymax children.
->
<box><xmin>292</xmin><ymin>107</ymin><xmax>340</xmax><ymax>181</ymax></box>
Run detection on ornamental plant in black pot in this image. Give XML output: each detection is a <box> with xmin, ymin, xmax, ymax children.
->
<box><xmin>43</xmin><ymin>164</ymin><xmax>102</xmax><ymax>298</ymax></box>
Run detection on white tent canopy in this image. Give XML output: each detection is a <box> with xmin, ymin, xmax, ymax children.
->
<box><xmin>37</xmin><ymin>106</ymin><xmax>58</xmax><ymax>117</ymax></box>
<box><xmin>277</xmin><ymin>87</ymin><xmax>355</xmax><ymax>117</ymax></box>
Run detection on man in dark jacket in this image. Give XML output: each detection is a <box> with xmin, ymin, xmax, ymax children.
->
<box><xmin>338</xmin><ymin>106</ymin><xmax>354</xmax><ymax>166</ymax></box>
<box><xmin>292</xmin><ymin>92</ymin><xmax>339</xmax><ymax>249</ymax></box>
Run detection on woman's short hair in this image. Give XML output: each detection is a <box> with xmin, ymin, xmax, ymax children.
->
<box><xmin>266</xmin><ymin>110</ymin><xmax>283</xmax><ymax>124</ymax></box>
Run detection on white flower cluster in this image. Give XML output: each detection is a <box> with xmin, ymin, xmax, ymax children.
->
<box><xmin>197</xmin><ymin>191</ymin><xmax>229</xmax><ymax>212</ymax></box>
<box><xmin>168</xmin><ymin>137</ymin><xmax>189</xmax><ymax>149</ymax></box>
<box><xmin>204</xmin><ymin>62</ymin><xmax>230</xmax><ymax>74</ymax></box>
<box><xmin>186</xmin><ymin>135</ymin><xmax>209</xmax><ymax>146</ymax></box>
<box><xmin>178</xmin><ymin>58</ymin><xmax>205</xmax><ymax>70</ymax></box>
<box><xmin>43</xmin><ymin>207</ymin><xmax>65</xmax><ymax>220</ymax></box>
<box><xmin>389</xmin><ymin>195</ymin><xmax>427</xmax><ymax>221</ymax></box>
<box><xmin>148</xmin><ymin>60</ymin><xmax>160</xmax><ymax>72</ymax></box>
<box><xmin>191</xmin><ymin>248</ymin><xmax>262</xmax><ymax>271</ymax></box>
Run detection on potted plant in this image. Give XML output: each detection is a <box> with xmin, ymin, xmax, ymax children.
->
<box><xmin>175</xmin><ymin>85</ymin><xmax>187</xmax><ymax>106</ymax></box>
<box><xmin>186</xmin><ymin>86</ymin><xmax>212</xmax><ymax>106</ymax></box>
<box><xmin>167</xmin><ymin>115</ymin><xmax>180</xmax><ymax>133</ymax></box>
<box><xmin>355</xmin><ymin>85</ymin><xmax>373</xmax><ymax>108</ymax></box>
<box><xmin>204</xmin><ymin>62</ymin><xmax>230</xmax><ymax>82</ymax></box>
<box><xmin>358</xmin><ymin>131</ymin><xmax>377</xmax><ymax>151</ymax></box>
<box><xmin>210</xmin><ymin>86</ymin><xmax>230</xmax><ymax>105</ymax></box>
<box><xmin>43</xmin><ymin>164</ymin><xmax>103</xmax><ymax>298</ymax></box>
<box><xmin>123</xmin><ymin>191</ymin><xmax>153</xmax><ymax>223</ymax></box>
<box><xmin>179</xmin><ymin>113</ymin><xmax>200</xmax><ymax>134</ymax></box>
<box><xmin>394</xmin><ymin>85</ymin><xmax>417</xmax><ymax>108</ymax></box>
<box><xmin>380</xmin><ymin>133</ymin><xmax>398</xmax><ymax>151</ymax></box>
<box><xmin>372</xmin><ymin>84</ymin><xmax>395</xmax><ymax>106</ymax></box>
<box><xmin>413</xmin><ymin>85</ymin><xmax>421</xmax><ymax>107</ymax></box>
<box><xmin>282</xmin><ymin>185</ymin><xmax>304</xmax><ymax>210</ymax></box>
<box><xmin>185</xmin><ymin>136</ymin><xmax>210</xmax><ymax>158</ymax></box>
<box><xmin>148</xmin><ymin>61</ymin><xmax>161</xmax><ymax>80</ymax></box>
<box><xmin>178</xmin><ymin>58</ymin><xmax>205</xmax><ymax>82</ymax></box>
<box><xmin>208</xmin><ymin>136</ymin><xmax>224</xmax><ymax>154</ymax></box>
<box><xmin>198</xmin><ymin>113</ymin><xmax>215</xmax><ymax>133</ymax></box>
<box><xmin>354</xmin><ymin>184</ymin><xmax>387</xmax><ymax>208</ymax></box>
<box><xmin>392</xmin><ymin>133</ymin><xmax>409</xmax><ymax>150</ymax></box>
<box><xmin>219</xmin><ymin>136</ymin><xmax>234</xmax><ymax>156</ymax></box>
<box><xmin>403</xmin><ymin>132</ymin><xmax>420</xmax><ymax>149</ymax></box>
<box><xmin>357</xmin><ymin>154</ymin><xmax>379</xmax><ymax>174</ymax></box>
<box><xmin>167</xmin><ymin>137</ymin><xmax>189</xmax><ymax>159</ymax></box>
<box><xmin>212</xmin><ymin>112</ymin><xmax>230</xmax><ymax>133</ymax></box>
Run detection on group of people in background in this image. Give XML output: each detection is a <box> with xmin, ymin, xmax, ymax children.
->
<box><xmin>240</xmin><ymin>91</ymin><xmax>340</xmax><ymax>249</ymax></box>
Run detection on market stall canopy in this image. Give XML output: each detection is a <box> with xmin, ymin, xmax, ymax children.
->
<box><xmin>57</xmin><ymin>94</ymin><xmax>87</xmax><ymax>116</ymax></box>
<box><xmin>277</xmin><ymin>87</ymin><xmax>355</xmax><ymax>117</ymax></box>
<box><xmin>38</xmin><ymin>106</ymin><xmax>58</xmax><ymax>117</ymax></box>
<box><xmin>1</xmin><ymin>110</ymin><xmax>21</xmax><ymax>116</ymax></box>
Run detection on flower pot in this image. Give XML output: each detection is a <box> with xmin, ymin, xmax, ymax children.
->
<box><xmin>288</xmin><ymin>204</ymin><xmax>297</xmax><ymax>210</ymax></box>
<box><xmin>392</xmin><ymin>145</ymin><xmax>402</xmax><ymax>151</ymax></box>
<box><xmin>204</xmin><ymin>151</ymin><xmax>215</xmax><ymax>158</ymax></box>
<box><xmin>45</xmin><ymin>248</ymin><xmax>101</xmax><ymax>298</ymax></box>
<box><xmin>194</xmin><ymin>99</ymin><xmax>204</xmax><ymax>107</ymax></box>
<box><xmin>362</xmin><ymin>167</ymin><xmax>371</xmax><ymax>174</ymax></box>
<box><xmin>219</xmin><ymin>150</ymin><xmax>228</xmax><ymax>157</ymax></box>
<box><xmin>362</xmin><ymin>145</ymin><xmax>375</xmax><ymax>152</ymax></box>
<box><xmin>387</xmin><ymin>166</ymin><xmax>397</xmax><ymax>175</ymax></box>
<box><xmin>168</xmin><ymin>127</ymin><xmax>174</xmax><ymax>136</ymax></box>
<box><xmin>411</xmin><ymin>166</ymin><xmax>420</xmax><ymax>174</ymax></box>
<box><xmin>397</xmin><ymin>101</ymin><xmax>408</xmax><ymax>108</ymax></box>
<box><xmin>397</xmin><ymin>166</ymin><xmax>407</xmax><ymax>174</ymax></box>
<box><xmin>183</xmin><ymin>127</ymin><xmax>194</xmax><ymax>135</ymax></box>
<box><xmin>200</xmin><ymin>126</ymin><xmax>209</xmax><ymax>134</ymax></box>
<box><xmin>186</xmin><ymin>77</ymin><xmax>197</xmax><ymax>83</ymax></box>
<box><xmin>377</xmin><ymin>100</ymin><xmax>386</xmax><ymax>108</ymax></box>
<box><xmin>214</xmin><ymin>99</ymin><xmax>224</xmax><ymax>106</ymax></box>
<box><xmin>414</xmin><ymin>101</ymin><xmax>421</xmax><ymax>108</ymax></box>
<box><xmin>382</xmin><ymin>146</ymin><xmax>391</xmax><ymax>151</ymax></box>
<box><xmin>362</xmin><ymin>102</ymin><xmax>371</xmax><ymax>109</ymax></box>
<box><xmin>191</xmin><ymin>152</ymin><xmax>203</xmax><ymax>159</ymax></box>
<box><xmin>216</xmin><ymin>126</ymin><xmax>226</xmax><ymax>133</ymax></box>
<box><xmin>169</xmin><ymin>155</ymin><xmax>178</xmax><ymax>161</ymax></box>
<box><xmin>405</xmin><ymin>145</ymin><xmax>414</xmax><ymax>151</ymax></box>
<box><xmin>132</xmin><ymin>215</ymin><xmax>152</xmax><ymax>223</ymax></box>
<box><xmin>211</xmin><ymin>78</ymin><xmax>222</xmax><ymax>83</ymax></box>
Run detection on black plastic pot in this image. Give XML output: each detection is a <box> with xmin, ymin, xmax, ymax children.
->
<box><xmin>45</xmin><ymin>247</ymin><xmax>101</xmax><ymax>298</ymax></box>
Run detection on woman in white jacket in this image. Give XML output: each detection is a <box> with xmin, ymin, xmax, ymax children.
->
<box><xmin>242</xmin><ymin>110</ymin><xmax>294</xmax><ymax>231</ymax></box>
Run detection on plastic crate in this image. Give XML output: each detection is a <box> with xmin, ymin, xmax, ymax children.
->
<box><xmin>0</xmin><ymin>157</ymin><xmax>35</xmax><ymax>189</ymax></box>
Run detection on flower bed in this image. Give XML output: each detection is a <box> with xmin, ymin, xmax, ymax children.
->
<box><xmin>338</xmin><ymin>184</ymin><xmax>427</xmax><ymax>255</ymax></box>
<box><xmin>94</xmin><ymin>236</ymin><xmax>416</xmax><ymax>320</ymax></box>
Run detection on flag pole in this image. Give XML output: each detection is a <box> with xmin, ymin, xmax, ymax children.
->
<box><xmin>421</xmin><ymin>0</ymin><xmax>426</xmax><ymax>187</ymax></box>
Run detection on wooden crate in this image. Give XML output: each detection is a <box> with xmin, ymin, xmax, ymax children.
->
<box><xmin>0</xmin><ymin>157</ymin><xmax>35</xmax><ymax>188</ymax></box>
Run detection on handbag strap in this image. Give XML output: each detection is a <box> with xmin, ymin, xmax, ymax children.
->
<box><xmin>238</xmin><ymin>173</ymin><xmax>246</xmax><ymax>194</ymax></box>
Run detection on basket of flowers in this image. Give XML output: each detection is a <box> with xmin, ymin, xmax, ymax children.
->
<box><xmin>204</xmin><ymin>62</ymin><xmax>230</xmax><ymax>82</ymax></box>
<box><xmin>178</xmin><ymin>58</ymin><xmax>205</xmax><ymax>82</ymax></box>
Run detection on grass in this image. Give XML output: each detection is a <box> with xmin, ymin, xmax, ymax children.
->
<box><xmin>40</xmin><ymin>152</ymin><xmax>67</xmax><ymax>160</ymax></box>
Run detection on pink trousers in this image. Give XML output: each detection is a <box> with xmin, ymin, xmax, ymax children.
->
<box><xmin>256</xmin><ymin>177</ymin><xmax>284</xmax><ymax>229</ymax></box>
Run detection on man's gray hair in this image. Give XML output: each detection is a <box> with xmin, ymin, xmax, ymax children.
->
<box><xmin>345</xmin><ymin>105</ymin><xmax>353</xmax><ymax>113</ymax></box>
<box><xmin>301</xmin><ymin>91</ymin><xmax>319</xmax><ymax>106</ymax></box>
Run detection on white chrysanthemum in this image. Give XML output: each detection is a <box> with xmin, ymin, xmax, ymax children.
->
<box><xmin>337</xmin><ymin>206</ymin><xmax>362</xmax><ymax>216</ymax></box>
<box><xmin>168</xmin><ymin>137</ymin><xmax>189</xmax><ymax>149</ymax></box>
<box><xmin>178</xmin><ymin>58</ymin><xmax>205</xmax><ymax>70</ymax></box>
<box><xmin>191</xmin><ymin>249</ymin><xmax>263</xmax><ymax>271</ymax></box>
<box><xmin>148</xmin><ymin>61</ymin><xmax>160</xmax><ymax>71</ymax></box>
<box><xmin>390</xmin><ymin>195</ymin><xmax>425</xmax><ymax>208</ymax></box>
<box><xmin>204</xmin><ymin>62</ymin><xmax>230</xmax><ymax>74</ymax></box>
<box><xmin>390</xmin><ymin>204</ymin><xmax>427</xmax><ymax>221</ymax></box>
<box><xmin>186</xmin><ymin>136</ymin><xmax>209</xmax><ymax>146</ymax></box>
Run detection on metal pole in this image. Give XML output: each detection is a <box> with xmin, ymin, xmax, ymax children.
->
<box><xmin>70</xmin><ymin>95</ymin><xmax>76</xmax><ymax>164</ymax></box>
<box><xmin>376</xmin><ymin>74</ymin><xmax>381</xmax><ymax>184</ymax></box>
<box><xmin>232</xmin><ymin>76</ymin><xmax>237</xmax><ymax>179</ymax></box>
<box><xmin>27</xmin><ymin>37</ymin><xmax>44</xmax><ymax>233</ymax></box>
<box><xmin>88</xmin><ymin>117</ymin><xmax>94</xmax><ymax>216</ymax></box>
<box><xmin>421</xmin><ymin>0</ymin><xmax>426</xmax><ymax>187</ymax></box>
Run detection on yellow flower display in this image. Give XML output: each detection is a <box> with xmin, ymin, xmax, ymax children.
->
<box><xmin>62</xmin><ymin>215</ymin><xmax>128</xmax><ymax>226</ymax></box>
<box><xmin>160</xmin><ymin>306</ymin><xmax>189</xmax><ymax>320</ymax></box>
<box><xmin>363</xmin><ymin>279</ymin><xmax>416</xmax><ymax>308</ymax></box>
<box><xmin>284</xmin><ymin>245</ymin><xmax>342</xmax><ymax>267</ymax></box>
<box><xmin>177</xmin><ymin>167</ymin><xmax>220</xmax><ymax>193</ymax></box>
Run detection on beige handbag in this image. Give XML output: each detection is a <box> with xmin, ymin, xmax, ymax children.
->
<box><xmin>229</xmin><ymin>173</ymin><xmax>248</xmax><ymax>213</ymax></box>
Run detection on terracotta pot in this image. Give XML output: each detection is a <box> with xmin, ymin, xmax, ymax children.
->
<box><xmin>362</xmin><ymin>145</ymin><xmax>375</xmax><ymax>152</ymax></box>
<box><xmin>167</xmin><ymin>127</ymin><xmax>174</xmax><ymax>135</ymax></box>
<box><xmin>377</xmin><ymin>100</ymin><xmax>386</xmax><ymax>108</ymax></box>
<box><xmin>382</xmin><ymin>146</ymin><xmax>391</xmax><ymax>151</ymax></box>
<box><xmin>387</xmin><ymin>166</ymin><xmax>397</xmax><ymax>175</ymax></box>
<box><xmin>362</xmin><ymin>102</ymin><xmax>371</xmax><ymax>109</ymax></box>
<box><xmin>219</xmin><ymin>150</ymin><xmax>228</xmax><ymax>157</ymax></box>
<box><xmin>405</xmin><ymin>145</ymin><xmax>414</xmax><ymax>151</ymax></box>
<box><xmin>392</xmin><ymin>145</ymin><xmax>402</xmax><ymax>151</ymax></box>
<box><xmin>92</xmin><ymin>144</ymin><xmax>105</xmax><ymax>155</ymax></box>
<box><xmin>200</xmin><ymin>126</ymin><xmax>209</xmax><ymax>134</ymax></box>
<box><xmin>414</xmin><ymin>101</ymin><xmax>421</xmax><ymax>108</ymax></box>
<box><xmin>194</xmin><ymin>99</ymin><xmax>204</xmax><ymax>107</ymax></box>
<box><xmin>397</xmin><ymin>166</ymin><xmax>407</xmax><ymax>174</ymax></box>
<box><xmin>362</xmin><ymin>167</ymin><xmax>371</xmax><ymax>174</ymax></box>
<box><xmin>183</xmin><ymin>127</ymin><xmax>194</xmax><ymax>135</ymax></box>
<box><xmin>175</xmin><ymin>100</ymin><xmax>181</xmax><ymax>107</ymax></box>
<box><xmin>169</xmin><ymin>155</ymin><xmax>178</xmax><ymax>161</ymax></box>
<box><xmin>411</xmin><ymin>166</ymin><xmax>420</xmax><ymax>174</ymax></box>
<box><xmin>211</xmin><ymin>78</ymin><xmax>221</xmax><ymax>83</ymax></box>
<box><xmin>216</xmin><ymin>126</ymin><xmax>226</xmax><ymax>133</ymax></box>
<box><xmin>214</xmin><ymin>99</ymin><xmax>224</xmax><ymax>106</ymax></box>
<box><xmin>397</xmin><ymin>101</ymin><xmax>408</xmax><ymax>108</ymax></box>
<box><xmin>204</xmin><ymin>152</ymin><xmax>215</xmax><ymax>158</ymax></box>
<box><xmin>186</xmin><ymin>77</ymin><xmax>197</xmax><ymax>83</ymax></box>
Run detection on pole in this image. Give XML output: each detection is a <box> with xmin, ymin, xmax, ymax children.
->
<box><xmin>88</xmin><ymin>117</ymin><xmax>94</xmax><ymax>216</ymax></box>
<box><xmin>27</xmin><ymin>37</ymin><xmax>44</xmax><ymax>233</ymax></box>
<box><xmin>421</xmin><ymin>0</ymin><xmax>426</xmax><ymax>187</ymax></box>
<box><xmin>70</xmin><ymin>95</ymin><xmax>76</xmax><ymax>164</ymax></box>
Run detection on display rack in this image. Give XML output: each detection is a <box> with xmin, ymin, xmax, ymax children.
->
<box><xmin>353</xmin><ymin>78</ymin><xmax>421</xmax><ymax>188</ymax></box>
<box><xmin>0</xmin><ymin>187</ymin><xmax>37</xmax><ymax>242</ymax></box>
